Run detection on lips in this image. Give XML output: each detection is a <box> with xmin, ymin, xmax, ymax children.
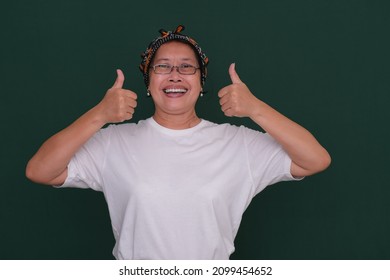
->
<box><xmin>163</xmin><ymin>86</ymin><xmax>188</xmax><ymax>97</ymax></box>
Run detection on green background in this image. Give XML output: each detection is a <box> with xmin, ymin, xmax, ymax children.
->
<box><xmin>1</xmin><ymin>0</ymin><xmax>389</xmax><ymax>259</ymax></box>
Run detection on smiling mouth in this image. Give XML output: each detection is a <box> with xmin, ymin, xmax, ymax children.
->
<box><xmin>163</xmin><ymin>88</ymin><xmax>188</xmax><ymax>97</ymax></box>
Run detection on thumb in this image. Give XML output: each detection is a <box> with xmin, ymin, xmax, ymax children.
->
<box><xmin>229</xmin><ymin>63</ymin><xmax>242</xmax><ymax>84</ymax></box>
<box><xmin>111</xmin><ymin>69</ymin><xmax>125</xmax><ymax>89</ymax></box>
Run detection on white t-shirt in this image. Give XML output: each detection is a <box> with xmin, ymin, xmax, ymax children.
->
<box><xmin>59</xmin><ymin>117</ymin><xmax>298</xmax><ymax>259</ymax></box>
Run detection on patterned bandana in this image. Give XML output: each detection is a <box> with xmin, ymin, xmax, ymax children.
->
<box><xmin>139</xmin><ymin>25</ymin><xmax>209</xmax><ymax>87</ymax></box>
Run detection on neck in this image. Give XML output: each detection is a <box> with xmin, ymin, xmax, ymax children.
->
<box><xmin>152</xmin><ymin>111</ymin><xmax>201</xmax><ymax>130</ymax></box>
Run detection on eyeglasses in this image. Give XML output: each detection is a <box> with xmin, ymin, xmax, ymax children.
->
<box><xmin>151</xmin><ymin>64</ymin><xmax>200</xmax><ymax>75</ymax></box>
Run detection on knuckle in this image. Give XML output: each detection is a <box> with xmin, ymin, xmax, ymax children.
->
<box><xmin>116</xmin><ymin>111</ymin><xmax>126</xmax><ymax>120</ymax></box>
<box><xmin>115</xmin><ymin>113</ymin><xmax>122</xmax><ymax>120</ymax></box>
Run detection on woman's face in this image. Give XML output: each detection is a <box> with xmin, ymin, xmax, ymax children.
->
<box><xmin>148</xmin><ymin>41</ymin><xmax>202</xmax><ymax>117</ymax></box>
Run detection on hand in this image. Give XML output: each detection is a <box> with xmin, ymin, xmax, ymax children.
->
<box><xmin>96</xmin><ymin>69</ymin><xmax>138</xmax><ymax>124</ymax></box>
<box><xmin>218</xmin><ymin>63</ymin><xmax>261</xmax><ymax>118</ymax></box>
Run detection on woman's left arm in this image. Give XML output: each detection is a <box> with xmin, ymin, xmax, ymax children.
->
<box><xmin>218</xmin><ymin>63</ymin><xmax>331</xmax><ymax>177</ymax></box>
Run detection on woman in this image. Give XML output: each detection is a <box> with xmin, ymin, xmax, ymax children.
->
<box><xmin>26</xmin><ymin>25</ymin><xmax>331</xmax><ymax>259</ymax></box>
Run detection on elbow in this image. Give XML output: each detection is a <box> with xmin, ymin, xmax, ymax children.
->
<box><xmin>26</xmin><ymin>160</ymin><xmax>67</xmax><ymax>186</ymax></box>
<box><xmin>312</xmin><ymin>150</ymin><xmax>332</xmax><ymax>174</ymax></box>
<box><xmin>295</xmin><ymin>150</ymin><xmax>331</xmax><ymax>177</ymax></box>
<box><xmin>25</xmin><ymin>160</ymin><xmax>49</xmax><ymax>185</ymax></box>
<box><xmin>319</xmin><ymin>151</ymin><xmax>331</xmax><ymax>172</ymax></box>
<box><xmin>25</xmin><ymin>160</ymin><xmax>41</xmax><ymax>183</ymax></box>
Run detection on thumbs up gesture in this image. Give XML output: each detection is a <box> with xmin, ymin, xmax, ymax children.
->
<box><xmin>96</xmin><ymin>69</ymin><xmax>138</xmax><ymax>124</ymax></box>
<box><xmin>218</xmin><ymin>63</ymin><xmax>260</xmax><ymax>118</ymax></box>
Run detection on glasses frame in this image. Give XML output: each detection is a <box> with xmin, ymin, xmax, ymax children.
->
<box><xmin>151</xmin><ymin>64</ymin><xmax>200</xmax><ymax>75</ymax></box>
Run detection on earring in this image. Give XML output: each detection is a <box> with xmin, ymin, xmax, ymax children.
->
<box><xmin>147</xmin><ymin>90</ymin><xmax>151</xmax><ymax>97</ymax></box>
<box><xmin>200</xmin><ymin>88</ymin><xmax>204</xmax><ymax>97</ymax></box>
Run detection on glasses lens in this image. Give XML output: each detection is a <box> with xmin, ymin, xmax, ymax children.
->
<box><xmin>179</xmin><ymin>65</ymin><xmax>196</xmax><ymax>74</ymax></box>
<box><xmin>153</xmin><ymin>64</ymin><xmax>198</xmax><ymax>74</ymax></box>
<box><xmin>154</xmin><ymin>65</ymin><xmax>171</xmax><ymax>74</ymax></box>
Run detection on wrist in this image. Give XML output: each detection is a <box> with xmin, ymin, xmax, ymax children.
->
<box><xmin>87</xmin><ymin>105</ymin><xmax>108</xmax><ymax>128</ymax></box>
<box><xmin>248</xmin><ymin>99</ymin><xmax>265</xmax><ymax>120</ymax></box>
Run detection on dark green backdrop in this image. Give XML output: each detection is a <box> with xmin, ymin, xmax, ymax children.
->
<box><xmin>1</xmin><ymin>0</ymin><xmax>389</xmax><ymax>259</ymax></box>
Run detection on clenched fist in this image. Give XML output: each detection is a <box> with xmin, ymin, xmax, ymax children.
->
<box><xmin>96</xmin><ymin>69</ymin><xmax>138</xmax><ymax>124</ymax></box>
<box><xmin>218</xmin><ymin>63</ymin><xmax>261</xmax><ymax>118</ymax></box>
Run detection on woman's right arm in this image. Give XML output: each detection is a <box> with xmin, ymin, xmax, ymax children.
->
<box><xmin>26</xmin><ymin>69</ymin><xmax>137</xmax><ymax>186</ymax></box>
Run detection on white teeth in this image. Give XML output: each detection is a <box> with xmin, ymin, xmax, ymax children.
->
<box><xmin>164</xmin><ymin>88</ymin><xmax>187</xmax><ymax>93</ymax></box>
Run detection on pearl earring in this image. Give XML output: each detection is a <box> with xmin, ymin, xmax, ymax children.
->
<box><xmin>147</xmin><ymin>90</ymin><xmax>151</xmax><ymax>97</ymax></box>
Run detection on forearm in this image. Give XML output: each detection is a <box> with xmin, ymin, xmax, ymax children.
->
<box><xmin>249</xmin><ymin>100</ymin><xmax>331</xmax><ymax>176</ymax></box>
<box><xmin>26</xmin><ymin>70</ymin><xmax>137</xmax><ymax>185</ymax></box>
<box><xmin>218</xmin><ymin>63</ymin><xmax>330</xmax><ymax>176</ymax></box>
<box><xmin>26</xmin><ymin>106</ymin><xmax>106</xmax><ymax>184</ymax></box>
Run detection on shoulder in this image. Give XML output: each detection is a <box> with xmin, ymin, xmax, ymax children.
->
<box><xmin>85</xmin><ymin>120</ymin><xmax>148</xmax><ymax>148</ymax></box>
<box><xmin>201</xmin><ymin>119</ymin><xmax>264</xmax><ymax>137</ymax></box>
<box><xmin>101</xmin><ymin>118</ymin><xmax>149</xmax><ymax>135</ymax></box>
<box><xmin>201</xmin><ymin>119</ymin><xmax>278</xmax><ymax>148</ymax></box>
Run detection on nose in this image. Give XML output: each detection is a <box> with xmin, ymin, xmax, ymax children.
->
<box><xmin>168</xmin><ymin>66</ymin><xmax>182</xmax><ymax>82</ymax></box>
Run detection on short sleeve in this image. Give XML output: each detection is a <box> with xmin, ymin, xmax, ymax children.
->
<box><xmin>55</xmin><ymin>126</ymin><xmax>113</xmax><ymax>192</ymax></box>
<box><xmin>242</xmin><ymin>127</ymin><xmax>302</xmax><ymax>195</ymax></box>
